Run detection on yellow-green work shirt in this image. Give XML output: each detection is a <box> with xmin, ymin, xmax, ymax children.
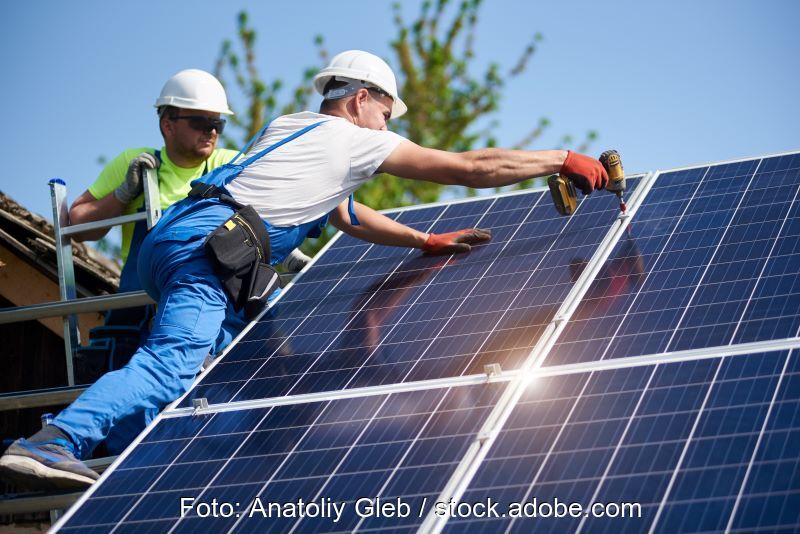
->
<box><xmin>88</xmin><ymin>147</ymin><xmax>239</xmax><ymax>263</ymax></box>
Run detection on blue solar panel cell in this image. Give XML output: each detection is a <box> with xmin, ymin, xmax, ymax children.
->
<box><xmin>547</xmin><ymin>155</ymin><xmax>800</xmax><ymax>367</ymax></box>
<box><xmin>447</xmin><ymin>350</ymin><xmax>799</xmax><ymax>533</ymax></box>
<box><xmin>59</xmin><ymin>383</ymin><xmax>506</xmax><ymax>532</ymax></box>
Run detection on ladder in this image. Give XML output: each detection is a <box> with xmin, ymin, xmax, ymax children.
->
<box><xmin>0</xmin><ymin>169</ymin><xmax>160</xmax><ymax>389</ymax></box>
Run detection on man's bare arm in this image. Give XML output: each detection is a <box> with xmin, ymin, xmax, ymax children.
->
<box><xmin>378</xmin><ymin>140</ymin><xmax>568</xmax><ymax>188</ymax></box>
<box><xmin>329</xmin><ymin>200</ymin><xmax>428</xmax><ymax>248</ymax></box>
<box><xmin>68</xmin><ymin>191</ymin><xmax>126</xmax><ymax>241</ymax></box>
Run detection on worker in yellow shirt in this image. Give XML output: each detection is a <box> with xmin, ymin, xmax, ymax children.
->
<box><xmin>65</xmin><ymin>69</ymin><xmax>307</xmax><ymax>454</ymax></box>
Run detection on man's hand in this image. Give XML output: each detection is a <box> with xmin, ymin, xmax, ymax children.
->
<box><xmin>422</xmin><ymin>228</ymin><xmax>491</xmax><ymax>255</ymax></box>
<box><xmin>114</xmin><ymin>152</ymin><xmax>160</xmax><ymax>204</ymax></box>
<box><xmin>560</xmin><ymin>151</ymin><xmax>608</xmax><ymax>195</ymax></box>
<box><xmin>283</xmin><ymin>249</ymin><xmax>312</xmax><ymax>273</ymax></box>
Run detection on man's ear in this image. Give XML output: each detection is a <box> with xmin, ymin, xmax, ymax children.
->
<box><xmin>160</xmin><ymin>116</ymin><xmax>175</xmax><ymax>138</ymax></box>
<box><xmin>354</xmin><ymin>88</ymin><xmax>371</xmax><ymax>110</ymax></box>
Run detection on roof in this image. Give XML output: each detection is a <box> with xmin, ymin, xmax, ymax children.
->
<box><xmin>0</xmin><ymin>191</ymin><xmax>120</xmax><ymax>296</ymax></box>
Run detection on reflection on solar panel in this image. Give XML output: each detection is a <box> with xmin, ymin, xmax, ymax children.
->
<box><xmin>179</xmin><ymin>187</ymin><xmax>627</xmax><ymax>406</ymax></box>
<box><xmin>55</xmin><ymin>153</ymin><xmax>800</xmax><ymax>532</ymax></box>
<box><xmin>59</xmin><ymin>383</ymin><xmax>508</xmax><ymax>532</ymax></box>
<box><xmin>450</xmin><ymin>350</ymin><xmax>799</xmax><ymax>533</ymax></box>
<box><xmin>548</xmin><ymin>155</ymin><xmax>800</xmax><ymax>366</ymax></box>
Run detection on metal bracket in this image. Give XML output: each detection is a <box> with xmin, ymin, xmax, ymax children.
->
<box><xmin>192</xmin><ymin>397</ymin><xmax>209</xmax><ymax>414</ymax></box>
<box><xmin>484</xmin><ymin>363</ymin><xmax>502</xmax><ymax>379</ymax></box>
<box><xmin>476</xmin><ymin>429</ymin><xmax>498</xmax><ymax>444</ymax></box>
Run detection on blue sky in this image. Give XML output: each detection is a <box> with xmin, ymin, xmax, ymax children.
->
<box><xmin>1</xmin><ymin>0</ymin><xmax>798</xmax><ymax>227</ymax></box>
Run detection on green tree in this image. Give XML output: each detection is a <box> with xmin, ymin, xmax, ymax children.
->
<box><xmin>215</xmin><ymin>1</ymin><xmax>596</xmax><ymax>252</ymax></box>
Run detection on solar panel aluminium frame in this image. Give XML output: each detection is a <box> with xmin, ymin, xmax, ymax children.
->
<box><xmin>53</xmin><ymin>150</ymin><xmax>800</xmax><ymax>531</ymax></box>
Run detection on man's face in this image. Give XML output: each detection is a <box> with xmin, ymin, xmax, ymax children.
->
<box><xmin>355</xmin><ymin>90</ymin><xmax>392</xmax><ymax>131</ymax></box>
<box><xmin>162</xmin><ymin>108</ymin><xmax>222</xmax><ymax>162</ymax></box>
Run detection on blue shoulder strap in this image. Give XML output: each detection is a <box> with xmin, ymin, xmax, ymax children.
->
<box><xmin>232</xmin><ymin>120</ymin><xmax>328</xmax><ymax>174</ymax></box>
<box><xmin>229</xmin><ymin>122</ymin><xmax>271</xmax><ymax>166</ymax></box>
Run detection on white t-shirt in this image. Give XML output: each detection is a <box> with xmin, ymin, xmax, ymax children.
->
<box><xmin>226</xmin><ymin>111</ymin><xmax>406</xmax><ymax>226</ymax></box>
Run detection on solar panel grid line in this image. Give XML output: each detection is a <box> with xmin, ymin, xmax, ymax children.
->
<box><xmin>550</xmin><ymin>153</ymin><xmax>800</xmax><ymax>366</ymax></box>
<box><xmin>222</xmin><ymin>208</ymin><xmax>453</xmax><ymax>406</ymax></box>
<box><xmin>724</xmin><ymin>349</ymin><xmax>795</xmax><ymax>533</ymax></box>
<box><xmin>163</xmin><ymin>221</ymin><xmax>367</xmax><ymax>416</ymax></box>
<box><xmin>418</xmin><ymin>172</ymin><xmax>660</xmax><ymax>534</ymax></box>
<box><xmin>181</xmin><ymin>200</ymin><xmax>519</xmax><ymax>404</ymax></box>
<box><xmin>727</xmin><ymin>181</ymin><xmax>800</xmax><ymax>343</ymax></box>
<box><xmin>553</xmin><ymin>164</ymin><xmax>767</xmax><ymax>529</ymax></box>
<box><xmin>444</xmin><ymin>351</ymin><xmax>799</xmax><ymax>533</ymax></box>
<box><xmin>658</xmin><ymin>160</ymin><xmax>764</xmax><ymax>353</ymax></box>
<box><xmin>198</xmin><ymin>394</ymin><xmax>401</xmax><ymax>533</ymax></box>
<box><xmin>641</xmin><ymin>355</ymin><xmax>729</xmax><ymax>533</ymax></box>
<box><xmin>182</xmin><ymin>189</ymin><xmax>629</xmax><ymax>405</ymax></box>
<box><xmin>545</xmin><ymin>165</ymin><xmax>712</xmax><ymax>370</ymax></box>
<box><xmin>546</xmin><ymin>184</ymin><xmax>648</xmax><ymax>329</ymax></box>
<box><xmin>302</xmin><ymin>197</ymin><xmax>505</xmax><ymax>397</ymax></box>
<box><xmin>120</xmin><ymin>210</ymin><xmax>452</xmax><ymax>531</ymax></box>
<box><xmin>506</xmin><ymin>361</ymin><xmax>648</xmax><ymax>534</ymax></box>
<box><xmin>166</xmin><ymin>370</ymin><xmax>517</xmax><ymax>418</ymax></box>
<box><xmin>158</xmin><ymin>337</ymin><xmax>800</xmax><ymax>423</ymax></box>
<box><xmin>573</xmin><ymin>363</ymin><xmax>665</xmax><ymax>534</ymax></box>
<box><xmin>109</xmin><ymin>401</ymin><xmax>286</xmax><ymax>530</ymax></box>
<box><xmin>332</xmin><ymin>385</ymin><xmax>456</xmax><ymax>533</ymax></box>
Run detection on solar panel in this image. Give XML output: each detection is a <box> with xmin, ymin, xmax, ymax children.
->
<box><xmin>448</xmin><ymin>349</ymin><xmax>800</xmax><ymax>533</ymax></box>
<box><xmin>178</xmin><ymin>186</ymin><xmax>629</xmax><ymax>407</ymax></box>
<box><xmin>547</xmin><ymin>154</ymin><xmax>800</xmax><ymax>367</ymax></box>
<box><xmin>54</xmin><ymin>151</ymin><xmax>800</xmax><ymax>532</ymax></box>
<box><xmin>58</xmin><ymin>382</ymin><xmax>508</xmax><ymax>531</ymax></box>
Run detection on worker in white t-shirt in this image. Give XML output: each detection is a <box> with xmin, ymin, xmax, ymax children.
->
<box><xmin>0</xmin><ymin>50</ymin><xmax>608</xmax><ymax>490</ymax></box>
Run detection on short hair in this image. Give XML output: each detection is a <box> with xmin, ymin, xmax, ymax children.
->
<box><xmin>319</xmin><ymin>79</ymin><xmax>350</xmax><ymax>113</ymax></box>
<box><xmin>319</xmin><ymin>78</ymin><xmax>391</xmax><ymax>114</ymax></box>
<box><xmin>157</xmin><ymin>105</ymin><xmax>180</xmax><ymax>137</ymax></box>
<box><xmin>157</xmin><ymin>105</ymin><xmax>179</xmax><ymax>119</ymax></box>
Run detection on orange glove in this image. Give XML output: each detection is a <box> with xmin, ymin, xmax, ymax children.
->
<box><xmin>560</xmin><ymin>151</ymin><xmax>609</xmax><ymax>194</ymax></box>
<box><xmin>422</xmin><ymin>228</ymin><xmax>492</xmax><ymax>255</ymax></box>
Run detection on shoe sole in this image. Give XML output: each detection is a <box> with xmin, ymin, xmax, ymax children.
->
<box><xmin>0</xmin><ymin>454</ymin><xmax>96</xmax><ymax>490</ymax></box>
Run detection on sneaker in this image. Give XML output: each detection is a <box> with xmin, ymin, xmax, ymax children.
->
<box><xmin>0</xmin><ymin>438</ymin><xmax>99</xmax><ymax>490</ymax></box>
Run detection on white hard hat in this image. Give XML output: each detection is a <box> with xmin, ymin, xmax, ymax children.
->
<box><xmin>313</xmin><ymin>50</ymin><xmax>407</xmax><ymax>119</ymax></box>
<box><xmin>154</xmin><ymin>69</ymin><xmax>233</xmax><ymax>115</ymax></box>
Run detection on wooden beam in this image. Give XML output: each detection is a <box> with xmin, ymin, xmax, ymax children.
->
<box><xmin>0</xmin><ymin>243</ymin><xmax>104</xmax><ymax>340</ymax></box>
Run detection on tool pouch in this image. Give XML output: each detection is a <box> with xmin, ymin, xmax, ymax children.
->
<box><xmin>204</xmin><ymin>204</ymin><xmax>281</xmax><ymax>320</ymax></box>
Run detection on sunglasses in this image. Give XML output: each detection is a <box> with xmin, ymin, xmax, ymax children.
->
<box><xmin>170</xmin><ymin>115</ymin><xmax>226</xmax><ymax>134</ymax></box>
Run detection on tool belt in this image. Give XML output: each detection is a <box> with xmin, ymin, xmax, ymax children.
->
<box><xmin>188</xmin><ymin>182</ymin><xmax>281</xmax><ymax>320</ymax></box>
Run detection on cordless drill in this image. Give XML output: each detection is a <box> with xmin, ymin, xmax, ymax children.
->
<box><xmin>548</xmin><ymin>150</ymin><xmax>626</xmax><ymax>216</ymax></box>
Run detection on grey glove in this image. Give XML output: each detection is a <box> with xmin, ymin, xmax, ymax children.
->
<box><xmin>283</xmin><ymin>249</ymin><xmax>312</xmax><ymax>273</ymax></box>
<box><xmin>114</xmin><ymin>152</ymin><xmax>160</xmax><ymax>204</ymax></box>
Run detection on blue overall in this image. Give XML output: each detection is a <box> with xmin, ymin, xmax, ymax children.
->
<box><xmin>54</xmin><ymin>121</ymin><xmax>342</xmax><ymax>458</ymax></box>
